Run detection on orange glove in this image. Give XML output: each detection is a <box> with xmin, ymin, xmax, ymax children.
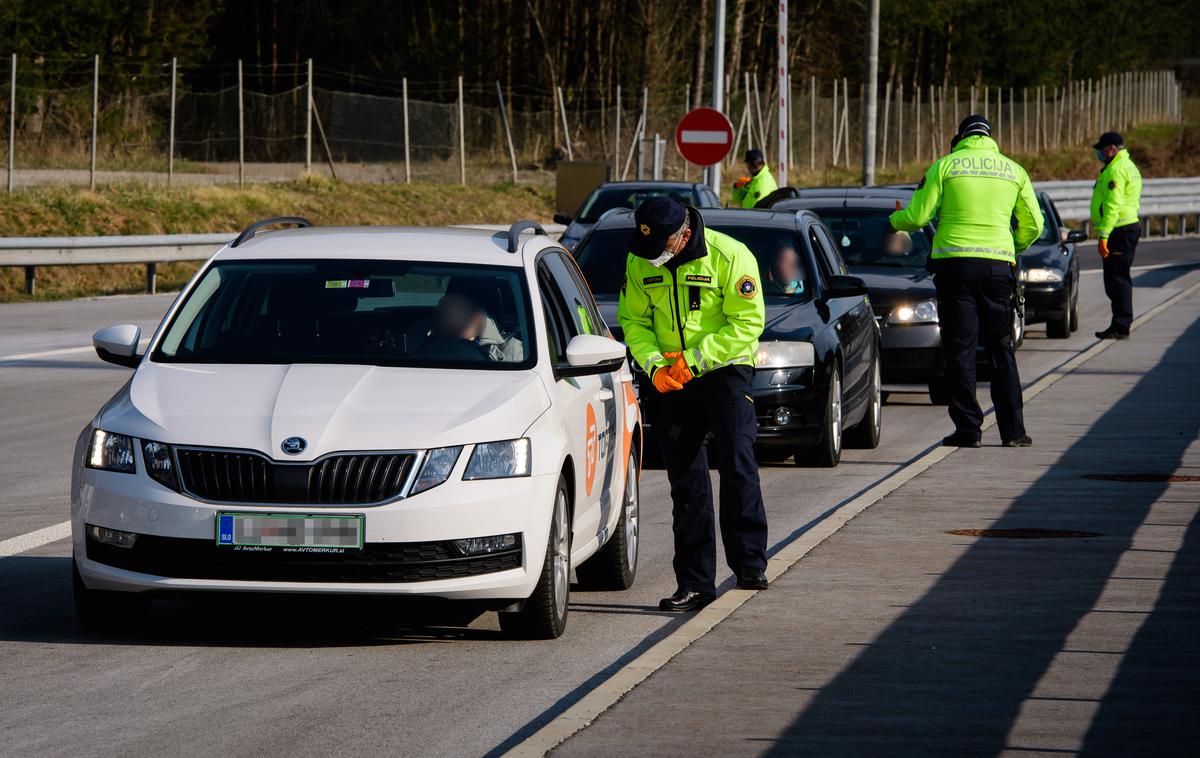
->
<box><xmin>651</xmin><ymin>365</ymin><xmax>684</xmax><ymax>393</ymax></box>
<box><xmin>667</xmin><ymin>355</ymin><xmax>694</xmax><ymax>385</ymax></box>
<box><xmin>1097</xmin><ymin>238</ymin><xmax>1110</xmax><ymax>259</ymax></box>
<box><xmin>733</xmin><ymin>176</ymin><xmax>751</xmax><ymax>190</ymax></box>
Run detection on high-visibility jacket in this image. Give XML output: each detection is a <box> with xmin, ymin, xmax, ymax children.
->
<box><xmin>890</xmin><ymin>135</ymin><xmax>1043</xmax><ymax>264</ymax></box>
<box><xmin>1089</xmin><ymin>148</ymin><xmax>1142</xmax><ymax>240</ymax></box>
<box><xmin>732</xmin><ymin>165</ymin><xmax>778</xmax><ymax>209</ymax></box>
<box><xmin>618</xmin><ymin>215</ymin><xmax>765</xmax><ymax>378</ymax></box>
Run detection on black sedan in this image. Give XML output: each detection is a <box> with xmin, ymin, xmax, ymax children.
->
<box><xmin>572</xmin><ymin>207</ymin><xmax>881</xmax><ymax>467</ymax></box>
<box><xmin>1019</xmin><ymin>191</ymin><xmax>1086</xmax><ymax>338</ymax></box>
<box><xmin>773</xmin><ymin>187</ymin><xmax>1027</xmax><ymax>404</ymax></box>
<box><xmin>554</xmin><ymin>181</ymin><xmax>721</xmax><ymax>251</ymax></box>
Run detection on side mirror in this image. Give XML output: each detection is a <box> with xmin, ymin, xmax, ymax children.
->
<box><xmin>823</xmin><ymin>275</ymin><xmax>868</xmax><ymax>299</ymax></box>
<box><xmin>559</xmin><ymin>334</ymin><xmax>626</xmax><ymax>377</ymax></box>
<box><xmin>93</xmin><ymin>324</ymin><xmax>142</xmax><ymax>368</ymax></box>
<box><xmin>552</xmin><ymin>213</ymin><xmax>573</xmax><ymax>225</ymax></box>
<box><xmin>1065</xmin><ymin>229</ymin><xmax>1087</xmax><ymax>244</ymax></box>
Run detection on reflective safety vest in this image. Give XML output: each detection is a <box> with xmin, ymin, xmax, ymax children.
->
<box><xmin>890</xmin><ymin>135</ymin><xmax>1043</xmax><ymax>264</ymax></box>
<box><xmin>1089</xmin><ymin>148</ymin><xmax>1142</xmax><ymax>240</ymax></box>
<box><xmin>618</xmin><ymin>224</ymin><xmax>765</xmax><ymax>378</ymax></box>
<box><xmin>732</xmin><ymin>165</ymin><xmax>778</xmax><ymax>209</ymax></box>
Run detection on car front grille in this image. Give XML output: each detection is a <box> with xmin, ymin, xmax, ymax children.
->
<box><xmin>882</xmin><ymin>348</ymin><xmax>941</xmax><ymax>370</ymax></box>
<box><xmin>176</xmin><ymin>448</ymin><xmax>417</xmax><ymax>505</ymax></box>
<box><xmin>86</xmin><ymin>533</ymin><xmax>522</xmax><ymax>583</ymax></box>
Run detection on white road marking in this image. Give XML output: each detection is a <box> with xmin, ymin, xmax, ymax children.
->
<box><xmin>0</xmin><ymin>521</ymin><xmax>71</xmax><ymax>558</ymax></box>
<box><xmin>505</xmin><ymin>276</ymin><xmax>1200</xmax><ymax>757</ymax></box>
<box><xmin>678</xmin><ymin>130</ymin><xmax>729</xmax><ymax>144</ymax></box>
<box><xmin>0</xmin><ymin>338</ymin><xmax>152</xmax><ymax>363</ymax></box>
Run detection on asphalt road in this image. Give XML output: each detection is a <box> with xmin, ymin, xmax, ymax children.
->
<box><xmin>1</xmin><ymin>240</ymin><xmax>1198</xmax><ymax>757</ymax></box>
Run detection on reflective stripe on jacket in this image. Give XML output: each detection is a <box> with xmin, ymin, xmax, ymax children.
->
<box><xmin>889</xmin><ymin>135</ymin><xmax>1043</xmax><ymax>263</ymax></box>
<box><xmin>1089</xmin><ymin>149</ymin><xmax>1142</xmax><ymax>240</ymax></box>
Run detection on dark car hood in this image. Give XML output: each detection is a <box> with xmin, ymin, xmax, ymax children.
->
<box><xmin>595</xmin><ymin>294</ymin><xmax>816</xmax><ymax>343</ymax></box>
<box><xmin>1019</xmin><ymin>241</ymin><xmax>1067</xmax><ymax>270</ymax></box>
<box><xmin>849</xmin><ymin>265</ymin><xmax>936</xmax><ymax>310</ymax></box>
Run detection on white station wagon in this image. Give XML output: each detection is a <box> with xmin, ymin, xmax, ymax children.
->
<box><xmin>73</xmin><ymin>218</ymin><xmax>642</xmax><ymax>639</ymax></box>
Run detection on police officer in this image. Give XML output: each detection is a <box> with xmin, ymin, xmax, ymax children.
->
<box><xmin>732</xmin><ymin>148</ymin><xmax>778</xmax><ymax>209</ymax></box>
<box><xmin>619</xmin><ymin>196</ymin><xmax>769</xmax><ymax>611</ymax></box>
<box><xmin>1090</xmin><ymin>131</ymin><xmax>1143</xmax><ymax>339</ymax></box>
<box><xmin>889</xmin><ymin>115</ymin><xmax>1043</xmax><ymax>448</ymax></box>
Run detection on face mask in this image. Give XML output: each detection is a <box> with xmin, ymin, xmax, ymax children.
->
<box><xmin>647</xmin><ymin>249</ymin><xmax>674</xmax><ymax>268</ymax></box>
<box><xmin>1095</xmin><ymin>149</ymin><xmax>1107</xmax><ymax>163</ymax></box>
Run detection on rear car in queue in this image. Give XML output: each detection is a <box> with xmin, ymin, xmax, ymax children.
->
<box><xmin>554</xmin><ymin>181</ymin><xmax>721</xmax><ymax>251</ymax></box>
<box><xmin>73</xmin><ymin>218</ymin><xmax>641</xmax><ymax>639</ymax></box>
<box><xmin>572</xmin><ymin>207</ymin><xmax>881</xmax><ymax>467</ymax></box>
<box><xmin>1019</xmin><ymin>191</ymin><xmax>1085</xmax><ymax>339</ymax></box>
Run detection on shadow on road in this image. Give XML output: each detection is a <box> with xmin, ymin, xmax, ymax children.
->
<box><xmin>761</xmin><ymin>314</ymin><xmax>1200</xmax><ymax>756</ymax></box>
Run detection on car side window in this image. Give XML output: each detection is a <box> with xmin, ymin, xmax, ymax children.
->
<box><xmin>813</xmin><ymin>224</ymin><xmax>849</xmax><ymax>276</ymax></box>
<box><xmin>537</xmin><ymin>266</ymin><xmax>571</xmax><ymax>364</ymax></box>
<box><xmin>544</xmin><ymin>252</ymin><xmax>599</xmax><ymax>337</ymax></box>
<box><xmin>807</xmin><ymin>225</ymin><xmax>833</xmax><ymax>285</ymax></box>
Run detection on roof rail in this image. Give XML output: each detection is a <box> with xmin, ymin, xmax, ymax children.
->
<box><xmin>231</xmin><ymin>216</ymin><xmax>312</xmax><ymax>248</ymax></box>
<box><xmin>506</xmin><ymin>220</ymin><xmax>547</xmax><ymax>253</ymax></box>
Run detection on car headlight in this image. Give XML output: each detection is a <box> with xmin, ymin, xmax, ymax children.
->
<box><xmin>86</xmin><ymin>429</ymin><xmax>136</xmax><ymax>473</ymax></box>
<box><xmin>1021</xmin><ymin>267</ymin><xmax>1063</xmax><ymax>283</ymax></box>
<box><xmin>141</xmin><ymin>440</ymin><xmax>179</xmax><ymax>490</ymax></box>
<box><xmin>887</xmin><ymin>299</ymin><xmax>938</xmax><ymax>324</ymax></box>
<box><xmin>411</xmin><ymin>446</ymin><xmax>463</xmax><ymax>494</ymax></box>
<box><xmin>755</xmin><ymin>341</ymin><xmax>815</xmax><ymax>369</ymax></box>
<box><xmin>464</xmin><ymin>438</ymin><xmax>531</xmax><ymax>480</ymax></box>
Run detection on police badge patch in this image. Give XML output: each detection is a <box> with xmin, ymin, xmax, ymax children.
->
<box><xmin>736</xmin><ymin>275</ymin><xmax>758</xmax><ymax>298</ymax></box>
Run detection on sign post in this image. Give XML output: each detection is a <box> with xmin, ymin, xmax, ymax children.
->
<box><xmin>777</xmin><ymin>0</ymin><xmax>788</xmax><ymax>186</ymax></box>
<box><xmin>675</xmin><ymin>107</ymin><xmax>735</xmax><ymax>169</ymax></box>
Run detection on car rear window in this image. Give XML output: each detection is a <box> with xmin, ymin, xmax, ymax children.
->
<box><xmin>575</xmin><ymin>187</ymin><xmax>697</xmax><ymax>223</ymax></box>
<box><xmin>809</xmin><ymin>207</ymin><xmax>932</xmax><ymax>269</ymax></box>
<box><xmin>573</xmin><ymin>224</ymin><xmax>813</xmax><ymax>300</ymax></box>
<box><xmin>152</xmin><ymin>260</ymin><xmax>534</xmax><ymax>369</ymax></box>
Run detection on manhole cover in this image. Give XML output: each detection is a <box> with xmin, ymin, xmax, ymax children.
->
<box><xmin>1084</xmin><ymin>474</ymin><xmax>1200</xmax><ymax>483</ymax></box>
<box><xmin>946</xmin><ymin>528</ymin><xmax>1103</xmax><ymax>539</ymax></box>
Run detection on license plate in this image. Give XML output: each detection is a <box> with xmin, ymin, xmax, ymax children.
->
<box><xmin>215</xmin><ymin>513</ymin><xmax>364</xmax><ymax>553</ymax></box>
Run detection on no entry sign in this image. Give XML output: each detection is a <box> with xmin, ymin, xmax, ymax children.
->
<box><xmin>675</xmin><ymin>108</ymin><xmax>734</xmax><ymax>167</ymax></box>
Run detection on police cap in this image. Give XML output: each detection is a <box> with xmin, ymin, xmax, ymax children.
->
<box><xmin>628</xmin><ymin>196</ymin><xmax>688</xmax><ymax>259</ymax></box>
<box><xmin>955</xmin><ymin>114</ymin><xmax>992</xmax><ymax>140</ymax></box>
<box><xmin>1092</xmin><ymin>131</ymin><xmax>1123</xmax><ymax>150</ymax></box>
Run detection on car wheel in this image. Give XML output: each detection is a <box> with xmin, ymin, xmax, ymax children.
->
<box><xmin>1011</xmin><ymin>304</ymin><xmax>1025</xmax><ymax>349</ymax></box>
<box><xmin>499</xmin><ymin>475</ymin><xmax>571</xmax><ymax>639</ymax></box>
<box><xmin>72</xmin><ymin>555</ymin><xmax>148</xmax><ymax>632</ymax></box>
<box><xmin>845</xmin><ymin>351</ymin><xmax>882</xmax><ymax>449</ymax></box>
<box><xmin>799</xmin><ymin>365</ymin><xmax>842</xmax><ymax>467</ymax></box>
<box><xmin>927</xmin><ymin>377</ymin><xmax>952</xmax><ymax>405</ymax></box>
<box><xmin>1046</xmin><ymin>285</ymin><xmax>1071</xmax><ymax>339</ymax></box>
<box><xmin>574</xmin><ymin>450</ymin><xmax>639</xmax><ymax>591</ymax></box>
<box><xmin>1069</xmin><ymin>289</ymin><xmax>1080</xmax><ymax>332</ymax></box>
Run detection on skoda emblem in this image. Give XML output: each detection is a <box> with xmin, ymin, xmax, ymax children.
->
<box><xmin>281</xmin><ymin>436</ymin><xmax>307</xmax><ymax>455</ymax></box>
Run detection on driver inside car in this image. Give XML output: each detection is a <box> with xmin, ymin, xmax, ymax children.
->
<box><xmin>415</xmin><ymin>290</ymin><xmax>524</xmax><ymax>363</ymax></box>
<box><xmin>764</xmin><ymin>244</ymin><xmax>805</xmax><ymax>295</ymax></box>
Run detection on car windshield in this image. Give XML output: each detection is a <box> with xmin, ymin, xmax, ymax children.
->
<box><xmin>152</xmin><ymin>260</ymin><xmax>534</xmax><ymax>369</ymax></box>
<box><xmin>575</xmin><ymin>186</ymin><xmax>696</xmax><ymax>224</ymax></box>
<box><xmin>573</xmin><ymin>223</ymin><xmax>813</xmax><ymax>301</ymax></box>
<box><xmin>811</xmin><ymin>207</ymin><xmax>932</xmax><ymax>269</ymax></box>
<box><xmin>1036</xmin><ymin>197</ymin><xmax>1057</xmax><ymax>242</ymax></box>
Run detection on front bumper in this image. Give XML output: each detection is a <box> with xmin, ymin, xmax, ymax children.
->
<box><xmin>1022</xmin><ymin>281</ymin><xmax>1068</xmax><ymax>323</ymax></box>
<box><xmin>879</xmin><ymin>322</ymin><xmax>942</xmax><ymax>383</ymax></box>
<box><xmin>72</xmin><ymin>465</ymin><xmax>558</xmax><ymax>600</ymax></box>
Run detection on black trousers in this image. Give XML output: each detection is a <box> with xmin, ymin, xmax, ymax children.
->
<box><xmin>657</xmin><ymin>365</ymin><xmax>768</xmax><ymax>595</ymax></box>
<box><xmin>932</xmin><ymin>258</ymin><xmax>1026</xmax><ymax>442</ymax></box>
<box><xmin>1102</xmin><ymin>223</ymin><xmax>1140</xmax><ymax>332</ymax></box>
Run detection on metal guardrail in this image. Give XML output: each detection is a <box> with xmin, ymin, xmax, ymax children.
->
<box><xmin>0</xmin><ymin>224</ymin><xmax>566</xmax><ymax>295</ymax></box>
<box><xmin>1037</xmin><ymin>178</ymin><xmax>1200</xmax><ymax>234</ymax></box>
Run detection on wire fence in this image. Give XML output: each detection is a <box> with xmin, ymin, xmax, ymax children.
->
<box><xmin>0</xmin><ymin>56</ymin><xmax>1184</xmax><ymax>189</ymax></box>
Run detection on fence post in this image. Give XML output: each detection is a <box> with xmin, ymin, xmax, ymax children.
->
<box><xmin>897</xmin><ymin>81</ymin><xmax>903</xmax><ymax>168</ymax></box>
<box><xmin>305</xmin><ymin>58</ymin><xmax>313</xmax><ymax>174</ymax></box>
<box><xmin>639</xmin><ymin>87</ymin><xmax>648</xmax><ymax>179</ymax></box>
<box><xmin>556</xmin><ymin>85</ymin><xmax>573</xmax><ymax>161</ymax></box>
<box><xmin>809</xmin><ymin>75</ymin><xmax>815</xmax><ymax>169</ymax></box>
<box><xmin>7</xmin><ymin>53</ymin><xmax>14</xmax><ymax>194</ymax></box>
<box><xmin>495</xmin><ymin>81</ymin><xmax>518</xmax><ymax>184</ymax></box>
<box><xmin>915</xmin><ymin>85</ymin><xmax>921</xmax><ymax>163</ymax></box>
<box><xmin>842</xmin><ymin>78</ymin><xmax>850</xmax><ymax>167</ymax></box>
<box><xmin>458</xmin><ymin>75</ymin><xmax>466</xmax><ymax>184</ymax></box>
<box><xmin>90</xmin><ymin>54</ymin><xmax>98</xmax><ymax>190</ymax></box>
<box><xmin>1009</xmin><ymin>87</ymin><xmax>1014</xmax><ymax>151</ymax></box>
<box><xmin>613</xmin><ymin>84</ymin><xmax>621</xmax><ymax>174</ymax></box>
<box><xmin>652</xmin><ymin>133</ymin><xmax>663</xmax><ymax>180</ymax></box>
<box><xmin>237</xmin><ymin>59</ymin><xmax>244</xmax><ymax>187</ymax></box>
<box><xmin>146</xmin><ymin>262</ymin><xmax>157</xmax><ymax>294</ymax></box>
<box><xmin>24</xmin><ymin>266</ymin><xmax>34</xmax><ymax>296</ymax></box>
<box><xmin>402</xmin><ymin>77</ymin><xmax>410</xmax><ymax>183</ymax></box>
<box><xmin>167</xmin><ymin>57</ymin><xmax>176</xmax><ymax>186</ymax></box>
<box><xmin>953</xmin><ymin>85</ymin><xmax>959</xmax><ymax>130</ymax></box>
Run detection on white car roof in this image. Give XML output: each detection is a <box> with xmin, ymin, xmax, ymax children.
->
<box><xmin>214</xmin><ymin>226</ymin><xmax>552</xmax><ymax>266</ymax></box>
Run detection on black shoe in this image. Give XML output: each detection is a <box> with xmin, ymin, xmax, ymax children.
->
<box><xmin>1002</xmin><ymin>435</ymin><xmax>1034</xmax><ymax>447</ymax></box>
<box><xmin>942</xmin><ymin>432</ymin><xmax>982</xmax><ymax>448</ymax></box>
<box><xmin>659</xmin><ymin>588</ymin><xmax>716</xmax><ymax>613</ymax></box>
<box><xmin>1095</xmin><ymin>328</ymin><xmax>1129</xmax><ymax>340</ymax></box>
<box><xmin>736</xmin><ymin>570</ymin><xmax>769</xmax><ymax>590</ymax></box>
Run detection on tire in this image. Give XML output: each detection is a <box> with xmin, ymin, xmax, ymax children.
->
<box><xmin>845</xmin><ymin>352</ymin><xmax>882</xmax><ymax>449</ymax></box>
<box><xmin>927</xmin><ymin>377</ymin><xmax>952</xmax><ymax>405</ymax></box>
<box><xmin>574</xmin><ymin>451</ymin><xmax>639</xmax><ymax>591</ymax></box>
<box><xmin>1011</xmin><ymin>303</ymin><xmax>1025</xmax><ymax>349</ymax></box>
<box><xmin>72</xmin><ymin>555</ymin><xmax>148</xmax><ymax>632</ymax></box>
<box><xmin>499</xmin><ymin>475</ymin><xmax>571</xmax><ymax>639</ymax></box>
<box><xmin>1069</xmin><ymin>289</ymin><xmax>1080</xmax><ymax>332</ymax></box>
<box><xmin>799</xmin><ymin>365</ymin><xmax>842</xmax><ymax>467</ymax></box>
<box><xmin>1046</xmin><ymin>286</ymin><xmax>1071</xmax><ymax>339</ymax></box>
